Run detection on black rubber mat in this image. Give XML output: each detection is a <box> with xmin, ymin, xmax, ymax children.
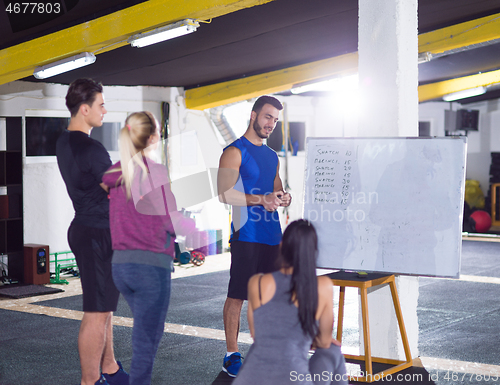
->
<box><xmin>346</xmin><ymin>359</ymin><xmax>435</xmax><ymax>384</ymax></box>
<box><xmin>210</xmin><ymin>362</ymin><xmax>435</xmax><ymax>384</ymax></box>
<box><xmin>0</xmin><ymin>284</ymin><xmax>63</xmax><ymax>299</ymax></box>
<box><xmin>212</xmin><ymin>371</ymin><xmax>234</xmax><ymax>384</ymax></box>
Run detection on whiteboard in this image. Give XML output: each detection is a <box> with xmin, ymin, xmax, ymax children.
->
<box><xmin>303</xmin><ymin>137</ymin><xmax>467</xmax><ymax>278</ymax></box>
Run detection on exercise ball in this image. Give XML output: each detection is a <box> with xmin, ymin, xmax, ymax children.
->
<box><xmin>179</xmin><ymin>251</ymin><xmax>192</xmax><ymax>265</ymax></box>
<box><xmin>470</xmin><ymin>210</ymin><xmax>492</xmax><ymax>233</ymax></box>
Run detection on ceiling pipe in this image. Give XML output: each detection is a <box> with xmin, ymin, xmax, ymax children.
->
<box><xmin>429</xmin><ymin>38</ymin><xmax>500</xmax><ymax>61</ymax></box>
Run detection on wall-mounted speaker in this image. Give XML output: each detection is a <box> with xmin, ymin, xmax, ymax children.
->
<box><xmin>445</xmin><ymin>109</ymin><xmax>479</xmax><ymax>132</ymax></box>
<box><xmin>24</xmin><ymin>244</ymin><xmax>50</xmax><ymax>285</ymax></box>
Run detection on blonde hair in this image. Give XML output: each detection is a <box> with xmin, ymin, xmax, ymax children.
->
<box><xmin>114</xmin><ymin>111</ymin><xmax>159</xmax><ymax>199</ymax></box>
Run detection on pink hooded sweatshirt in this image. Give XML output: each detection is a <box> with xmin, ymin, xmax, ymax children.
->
<box><xmin>103</xmin><ymin>159</ymin><xmax>195</xmax><ymax>257</ymax></box>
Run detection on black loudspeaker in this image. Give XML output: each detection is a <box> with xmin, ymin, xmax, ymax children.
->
<box><xmin>24</xmin><ymin>244</ymin><xmax>50</xmax><ymax>285</ymax></box>
<box><xmin>457</xmin><ymin>109</ymin><xmax>479</xmax><ymax>131</ymax></box>
<box><xmin>445</xmin><ymin>109</ymin><xmax>479</xmax><ymax>132</ymax></box>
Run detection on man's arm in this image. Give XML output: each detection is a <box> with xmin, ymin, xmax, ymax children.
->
<box><xmin>273</xmin><ymin>159</ymin><xmax>292</xmax><ymax>207</ymax></box>
<box><xmin>217</xmin><ymin>146</ymin><xmax>282</xmax><ymax>211</ymax></box>
<box><xmin>100</xmin><ymin>182</ymin><xmax>109</xmax><ymax>193</ymax></box>
<box><xmin>91</xmin><ymin>142</ymin><xmax>112</xmax><ymax>193</ymax></box>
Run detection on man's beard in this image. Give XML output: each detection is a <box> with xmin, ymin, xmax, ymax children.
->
<box><xmin>253</xmin><ymin>120</ymin><xmax>271</xmax><ymax>139</ymax></box>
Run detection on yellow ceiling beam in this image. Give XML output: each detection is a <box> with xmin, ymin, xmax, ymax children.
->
<box><xmin>185</xmin><ymin>53</ymin><xmax>359</xmax><ymax>110</ymax></box>
<box><xmin>2</xmin><ymin>3</ymin><xmax>500</xmax><ymax>105</ymax></box>
<box><xmin>0</xmin><ymin>0</ymin><xmax>274</xmax><ymax>86</ymax></box>
<box><xmin>418</xmin><ymin>69</ymin><xmax>500</xmax><ymax>102</ymax></box>
<box><xmin>418</xmin><ymin>12</ymin><xmax>500</xmax><ymax>54</ymax></box>
<box><xmin>186</xmin><ymin>13</ymin><xmax>500</xmax><ymax>109</ymax></box>
<box><xmin>417</xmin><ymin>14</ymin><xmax>500</xmax><ymax>101</ymax></box>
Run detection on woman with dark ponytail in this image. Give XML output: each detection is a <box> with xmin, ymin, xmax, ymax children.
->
<box><xmin>102</xmin><ymin>111</ymin><xmax>195</xmax><ymax>385</ymax></box>
<box><xmin>233</xmin><ymin>219</ymin><xmax>347</xmax><ymax>385</ymax></box>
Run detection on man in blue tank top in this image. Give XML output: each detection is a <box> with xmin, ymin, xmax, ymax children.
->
<box><xmin>217</xmin><ymin>95</ymin><xmax>291</xmax><ymax>377</ymax></box>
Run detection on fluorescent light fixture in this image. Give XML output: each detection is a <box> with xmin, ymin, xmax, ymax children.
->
<box><xmin>128</xmin><ymin>19</ymin><xmax>199</xmax><ymax>48</ymax></box>
<box><xmin>418</xmin><ymin>52</ymin><xmax>432</xmax><ymax>64</ymax></box>
<box><xmin>33</xmin><ymin>52</ymin><xmax>96</xmax><ymax>79</ymax></box>
<box><xmin>291</xmin><ymin>74</ymin><xmax>359</xmax><ymax>94</ymax></box>
<box><xmin>443</xmin><ymin>86</ymin><xmax>486</xmax><ymax>102</ymax></box>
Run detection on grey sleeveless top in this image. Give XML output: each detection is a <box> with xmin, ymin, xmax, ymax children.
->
<box><xmin>233</xmin><ymin>271</ymin><xmax>314</xmax><ymax>385</ymax></box>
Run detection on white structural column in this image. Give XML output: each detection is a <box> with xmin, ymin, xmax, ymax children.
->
<box><xmin>356</xmin><ymin>0</ymin><xmax>420</xmax><ymax>360</ymax></box>
<box><xmin>358</xmin><ymin>0</ymin><xmax>418</xmax><ymax>137</ymax></box>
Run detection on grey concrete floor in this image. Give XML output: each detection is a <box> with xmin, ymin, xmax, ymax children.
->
<box><xmin>0</xmin><ymin>239</ymin><xmax>499</xmax><ymax>384</ymax></box>
<box><xmin>418</xmin><ymin>239</ymin><xmax>500</xmax><ymax>385</ymax></box>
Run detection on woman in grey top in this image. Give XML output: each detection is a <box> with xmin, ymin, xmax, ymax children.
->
<box><xmin>233</xmin><ymin>219</ymin><xmax>347</xmax><ymax>385</ymax></box>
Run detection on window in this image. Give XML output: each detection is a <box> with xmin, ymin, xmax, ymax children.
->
<box><xmin>25</xmin><ymin>117</ymin><xmax>121</xmax><ymax>156</ymax></box>
<box><xmin>267</xmin><ymin>121</ymin><xmax>306</xmax><ymax>154</ymax></box>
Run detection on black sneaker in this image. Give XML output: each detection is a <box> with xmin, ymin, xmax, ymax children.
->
<box><xmin>77</xmin><ymin>375</ymin><xmax>109</xmax><ymax>385</ymax></box>
<box><xmin>95</xmin><ymin>376</ymin><xmax>109</xmax><ymax>385</ymax></box>
<box><xmin>102</xmin><ymin>361</ymin><xmax>129</xmax><ymax>385</ymax></box>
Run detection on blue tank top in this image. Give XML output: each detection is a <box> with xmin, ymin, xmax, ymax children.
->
<box><xmin>226</xmin><ymin>137</ymin><xmax>282</xmax><ymax>245</ymax></box>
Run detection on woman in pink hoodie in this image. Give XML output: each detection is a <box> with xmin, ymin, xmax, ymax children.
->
<box><xmin>102</xmin><ymin>111</ymin><xmax>194</xmax><ymax>385</ymax></box>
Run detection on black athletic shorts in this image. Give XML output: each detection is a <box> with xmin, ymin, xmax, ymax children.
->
<box><xmin>68</xmin><ymin>221</ymin><xmax>120</xmax><ymax>312</ymax></box>
<box><xmin>227</xmin><ymin>241</ymin><xmax>280</xmax><ymax>300</ymax></box>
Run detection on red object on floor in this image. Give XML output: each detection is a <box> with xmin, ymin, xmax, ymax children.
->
<box><xmin>470</xmin><ymin>210</ymin><xmax>492</xmax><ymax>233</ymax></box>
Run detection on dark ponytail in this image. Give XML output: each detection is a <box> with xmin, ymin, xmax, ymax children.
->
<box><xmin>280</xmin><ymin>219</ymin><xmax>319</xmax><ymax>339</ymax></box>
